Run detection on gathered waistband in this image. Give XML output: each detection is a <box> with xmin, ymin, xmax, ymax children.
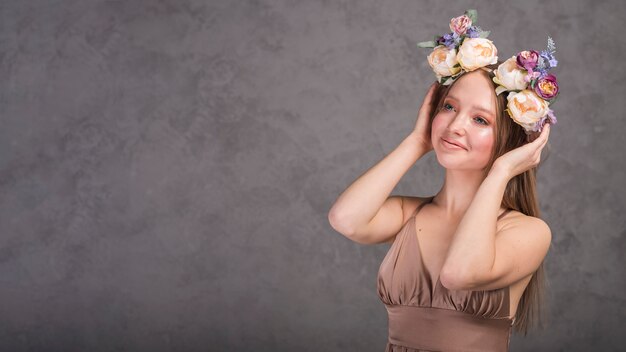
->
<box><xmin>385</xmin><ymin>304</ymin><xmax>512</xmax><ymax>352</ymax></box>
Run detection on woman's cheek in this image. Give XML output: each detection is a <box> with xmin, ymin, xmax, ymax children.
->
<box><xmin>430</xmin><ymin>113</ymin><xmax>445</xmax><ymax>140</ymax></box>
<box><xmin>473</xmin><ymin>128</ymin><xmax>495</xmax><ymax>152</ymax></box>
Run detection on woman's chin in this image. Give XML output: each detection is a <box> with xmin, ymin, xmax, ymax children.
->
<box><xmin>434</xmin><ymin>151</ymin><xmax>488</xmax><ymax>171</ymax></box>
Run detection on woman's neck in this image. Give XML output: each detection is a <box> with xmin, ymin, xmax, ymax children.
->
<box><xmin>433</xmin><ymin>168</ymin><xmax>501</xmax><ymax>219</ymax></box>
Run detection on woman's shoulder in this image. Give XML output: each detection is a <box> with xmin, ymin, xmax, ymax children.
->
<box><xmin>502</xmin><ymin>209</ymin><xmax>546</xmax><ymax>221</ymax></box>
<box><xmin>499</xmin><ymin>209</ymin><xmax>551</xmax><ymax>233</ymax></box>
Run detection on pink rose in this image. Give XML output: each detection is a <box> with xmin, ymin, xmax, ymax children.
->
<box><xmin>534</xmin><ymin>74</ymin><xmax>559</xmax><ymax>100</ymax></box>
<box><xmin>449</xmin><ymin>14</ymin><xmax>472</xmax><ymax>35</ymax></box>
<box><xmin>516</xmin><ymin>50</ymin><xmax>540</xmax><ymax>70</ymax></box>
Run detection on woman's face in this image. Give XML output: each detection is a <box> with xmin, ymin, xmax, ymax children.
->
<box><xmin>431</xmin><ymin>70</ymin><xmax>498</xmax><ymax>171</ymax></box>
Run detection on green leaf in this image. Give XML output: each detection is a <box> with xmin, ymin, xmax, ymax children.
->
<box><xmin>417</xmin><ymin>40</ymin><xmax>437</xmax><ymax>48</ymax></box>
<box><xmin>478</xmin><ymin>30</ymin><xmax>490</xmax><ymax>38</ymax></box>
<box><xmin>466</xmin><ymin>9</ymin><xmax>478</xmax><ymax>23</ymax></box>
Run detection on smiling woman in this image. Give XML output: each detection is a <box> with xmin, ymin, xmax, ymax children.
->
<box><xmin>432</xmin><ymin>68</ymin><xmax>509</xmax><ymax>173</ymax></box>
<box><xmin>427</xmin><ymin>64</ymin><xmax>549</xmax><ymax>179</ymax></box>
<box><xmin>328</xmin><ymin>10</ymin><xmax>557</xmax><ymax>351</ymax></box>
<box><xmin>329</xmin><ymin>65</ymin><xmax>552</xmax><ymax>352</ymax></box>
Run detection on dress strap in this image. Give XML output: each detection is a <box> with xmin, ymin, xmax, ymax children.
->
<box><xmin>411</xmin><ymin>196</ymin><xmax>435</xmax><ymax>218</ymax></box>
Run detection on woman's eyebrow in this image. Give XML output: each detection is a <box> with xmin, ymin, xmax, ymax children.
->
<box><xmin>446</xmin><ymin>94</ymin><xmax>495</xmax><ymax>117</ymax></box>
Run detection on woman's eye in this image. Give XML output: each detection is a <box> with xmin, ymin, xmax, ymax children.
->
<box><xmin>476</xmin><ymin>117</ymin><xmax>488</xmax><ymax>125</ymax></box>
<box><xmin>474</xmin><ymin>117</ymin><xmax>488</xmax><ymax>125</ymax></box>
<box><xmin>443</xmin><ymin>103</ymin><xmax>489</xmax><ymax>125</ymax></box>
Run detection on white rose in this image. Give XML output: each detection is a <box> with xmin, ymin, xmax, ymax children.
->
<box><xmin>456</xmin><ymin>37</ymin><xmax>498</xmax><ymax>71</ymax></box>
<box><xmin>493</xmin><ymin>56</ymin><xmax>528</xmax><ymax>91</ymax></box>
<box><xmin>506</xmin><ymin>90</ymin><xmax>549</xmax><ymax>132</ymax></box>
<box><xmin>427</xmin><ymin>45</ymin><xmax>462</xmax><ymax>77</ymax></box>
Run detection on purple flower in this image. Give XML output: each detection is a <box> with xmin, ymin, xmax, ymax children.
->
<box><xmin>537</xmin><ymin>67</ymin><xmax>549</xmax><ymax>78</ymax></box>
<box><xmin>546</xmin><ymin>108</ymin><xmax>557</xmax><ymax>125</ymax></box>
<box><xmin>540</xmin><ymin>50</ymin><xmax>558</xmax><ymax>68</ymax></box>
<box><xmin>524</xmin><ymin>71</ymin><xmax>541</xmax><ymax>83</ymax></box>
<box><xmin>516</xmin><ymin>50</ymin><xmax>540</xmax><ymax>71</ymax></box>
<box><xmin>531</xmin><ymin>109</ymin><xmax>557</xmax><ymax>133</ymax></box>
<box><xmin>534</xmin><ymin>74</ymin><xmax>559</xmax><ymax>100</ymax></box>
<box><xmin>441</xmin><ymin>32</ymin><xmax>461</xmax><ymax>49</ymax></box>
<box><xmin>466</xmin><ymin>26</ymin><xmax>480</xmax><ymax>38</ymax></box>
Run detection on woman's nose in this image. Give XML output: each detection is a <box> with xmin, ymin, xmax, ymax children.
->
<box><xmin>447</xmin><ymin>113</ymin><xmax>467</xmax><ymax>135</ymax></box>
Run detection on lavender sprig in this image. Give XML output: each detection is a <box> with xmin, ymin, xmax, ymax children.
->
<box><xmin>539</xmin><ymin>36</ymin><xmax>558</xmax><ymax>70</ymax></box>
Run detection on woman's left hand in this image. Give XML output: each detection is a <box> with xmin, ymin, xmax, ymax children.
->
<box><xmin>492</xmin><ymin>123</ymin><xmax>551</xmax><ymax>179</ymax></box>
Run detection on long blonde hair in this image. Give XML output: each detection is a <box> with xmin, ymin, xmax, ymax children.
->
<box><xmin>427</xmin><ymin>62</ymin><xmax>551</xmax><ymax>336</ymax></box>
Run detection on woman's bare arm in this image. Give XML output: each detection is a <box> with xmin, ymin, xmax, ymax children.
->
<box><xmin>440</xmin><ymin>125</ymin><xmax>552</xmax><ymax>290</ymax></box>
<box><xmin>328</xmin><ymin>82</ymin><xmax>439</xmax><ymax>244</ymax></box>
<box><xmin>328</xmin><ymin>132</ymin><xmax>427</xmax><ymax>244</ymax></box>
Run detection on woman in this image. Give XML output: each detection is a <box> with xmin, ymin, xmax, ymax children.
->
<box><xmin>328</xmin><ymin>65</ymin><xmax>552</xmax><ymax>351</ymax></box>
<box><xmin>328</xmin><ymin>10</ymin><xmax>559</xmax><ymax>350</ymax></box>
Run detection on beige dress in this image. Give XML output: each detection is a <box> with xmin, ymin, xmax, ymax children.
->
<box><xmin>377</xmin><ymin>196</ymin><xmax>515</xmax><ymax>352</ymax></box>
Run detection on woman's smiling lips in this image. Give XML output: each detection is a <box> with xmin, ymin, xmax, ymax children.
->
<box><xmin>441</xmin><ymin>137</ymin><xmax>467</xmax><ymax>151</ymax></box>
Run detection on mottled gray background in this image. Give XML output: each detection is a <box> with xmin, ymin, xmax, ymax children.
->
<box><xmin>0</xmin><ymin>0</ymin><xmax>624</xmax><ymax>351</ymax></box>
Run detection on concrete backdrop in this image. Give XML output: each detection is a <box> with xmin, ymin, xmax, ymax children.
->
<box><xmin>1</xmin><ymin>0</ymin><xmax>624</xmax><ymax>351</ymax></box>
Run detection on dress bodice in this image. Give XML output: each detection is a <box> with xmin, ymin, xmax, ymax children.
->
<box><xmin>376</xmin><ymin>196</ymin><xmax>514</xmax><ymax>351</ymax></box>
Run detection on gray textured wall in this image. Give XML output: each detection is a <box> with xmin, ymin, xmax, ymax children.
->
<box><xmin>1</xmin><ymin>0</ymin><xmax>624</xmax><ymax>351</ymax></box>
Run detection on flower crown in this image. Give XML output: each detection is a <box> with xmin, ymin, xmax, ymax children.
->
<box><xmin>417</xmin><ymin>9</ymin><xmax>559</xmax><ymax>134</ymax></box>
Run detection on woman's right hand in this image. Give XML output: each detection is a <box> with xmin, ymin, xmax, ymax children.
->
<box><xmin>412</xmin><ymin>82</ymin><xmax>439</xmax><ymax>153</ymax></box>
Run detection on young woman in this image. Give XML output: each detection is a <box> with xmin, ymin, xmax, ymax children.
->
<box><xmin>328</xmin><ymin>65</ymin><xmax>553</xmax><ymax>351</ymax></box>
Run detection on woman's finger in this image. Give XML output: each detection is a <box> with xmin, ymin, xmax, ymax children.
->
<box><xmin>536</xmin><ymin>126</ymin><xmax>550</xmax><ymax>153</ymax></box>
<box><xmin>531</xmin><ymin>123</ymin><xmax>550</xmax><ymax>147</ymax></box>
<box><xmin>541</xmin><ymin>124</ymin><xmax>551</xmax><ymax>145</ymax></box>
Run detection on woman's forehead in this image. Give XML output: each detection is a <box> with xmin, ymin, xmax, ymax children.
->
<box><xmin>448</xmin><ymin>72</ymin><xmax>497</xmax><ymax>113</ymax></box>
